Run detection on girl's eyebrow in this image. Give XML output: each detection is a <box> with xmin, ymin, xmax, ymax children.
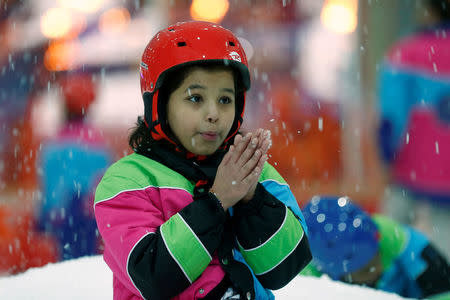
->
<box><xmin>184</xmin><ymin>84</ymin><xmax>234</xmax><ymax>94</ymax></box>
<box><xmin>221</xmin><ymin>87</ymin><xmax>235</xmax><ymax>94</ymax></box>
<box><xmin>185</xmin><ymin>84</ymin><xmax>205</xmax><ymax>92</ymax></box>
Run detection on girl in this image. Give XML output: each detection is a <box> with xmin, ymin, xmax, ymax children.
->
<box><xmin>94</xmin><ymin>21</ymin><xmax>311</xmax><ymax>300</ymax></box>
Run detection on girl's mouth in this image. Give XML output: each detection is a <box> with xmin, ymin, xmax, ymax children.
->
<box><xmin>201</xmin><ymin>132</ymin><xmax>219</xmax><ymax>141</ymax></box>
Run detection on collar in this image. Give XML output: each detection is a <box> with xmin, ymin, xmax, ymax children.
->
<box><xmin>135</xmin><ymin>140</ymin><xmax>225</xmax><ymax>184</ymax></box>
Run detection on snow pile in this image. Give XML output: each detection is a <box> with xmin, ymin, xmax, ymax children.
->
<box><xmin>0</xmin><ymin>255</ymin><xmax>409</xmax><ymax>299</ymax></box>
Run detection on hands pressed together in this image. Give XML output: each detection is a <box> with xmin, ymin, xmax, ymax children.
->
<box><xmin>211</xmin><ymin>128</ymin><xmax>272</xmax><ymax>211</ymax></box>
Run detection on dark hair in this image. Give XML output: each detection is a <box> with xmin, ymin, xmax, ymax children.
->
<box><xmin>129</xmin><ymin>63</ymin><xmax>245</xmax><ymax>151</ymax></box>
<box><xmin>429</xmin><ymin>0</ymin><xmax>450</xmax><ymax>21</ymax></box>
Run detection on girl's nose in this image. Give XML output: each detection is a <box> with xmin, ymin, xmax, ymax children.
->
<box><xmin>206</xmin><ymin>102</ymin><xmax>219</xmax><ymax>123</ymax></box>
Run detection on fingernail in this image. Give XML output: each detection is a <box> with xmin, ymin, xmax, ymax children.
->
<box><xmin>251</xmin><ymin>138</ymin><xmax>257</xmax><ymax>146</ymax></box>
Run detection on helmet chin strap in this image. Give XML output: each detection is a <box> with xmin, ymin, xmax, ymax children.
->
<box><xmin>143</xmin><ymin>90</ymin><xmax>170</xmax><ymax>143</ymax></box>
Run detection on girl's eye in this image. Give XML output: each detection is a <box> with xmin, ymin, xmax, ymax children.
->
<box><xmin>219</xmin><ymin>96</ymin><xmax>232</xmax><ymax>104</ymax></box>
<box><xmin>187</xmin><ymin>95</ymin><xmax>202</xmax><ymax>103</ymax></box>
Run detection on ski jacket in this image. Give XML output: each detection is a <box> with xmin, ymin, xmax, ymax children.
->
<box><xmin>94</xmin><ymin>152</ymin><xmax>311</xmax><ymax>299</ymax></box>
<box><xmin>39</xmin><ymin>121</ymin><xmax>112</xmax><ymax>260</ymax></box>
<box><xmin>377</xmin><ymin>24</ymin><xmax>450</xmax><ymax>202</ymax></box>
<box><xmin>373</xmin><ymin>215</ymin><xmax>449</xmax><ymax>298</ymax></box>
<box><xmin>301</xmin><ymin>215</ymin><xmax>450</xmax><ymax>298</ymax></box>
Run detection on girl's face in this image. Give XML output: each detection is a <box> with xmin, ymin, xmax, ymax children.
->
<box><xmin>167</xmin><ymin>67</ymin><xmax>236</xmax><ymax>155</ymax></box>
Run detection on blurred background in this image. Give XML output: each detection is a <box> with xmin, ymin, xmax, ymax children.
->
<box><xmin>0</xmin><ymin>0</ymin><xmax>449</xmax><ymax>275</ymax></box>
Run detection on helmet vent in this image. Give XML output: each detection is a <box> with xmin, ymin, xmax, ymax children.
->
<box><xmin>229</xmin><ymin>41</ymin><xmax>235</xmax><ymax>46</ymax></box>
<box><xmin>168</xmin><ymin>28</ymin><xmax>175</xmax><ymax>31</ymax></box>
<box><xmin>177</xmin><ymin>41</ymin><xmax>187</xmax><ymax>47</ymax></box>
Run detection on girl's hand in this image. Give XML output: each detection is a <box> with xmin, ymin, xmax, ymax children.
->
<box><xmin>211</xmin><ymin>131</ymin><xmax>264</xmax><ymax>210</ymax></box>
<box><xmin>241</xmin><ymin>129</ymin><xmax>271</xmax><ymax>202</ymax></box>
<box><xmin>211</xmin><ymin>129</ymin><xmax>271</xmax><ymax>210</ymax></box>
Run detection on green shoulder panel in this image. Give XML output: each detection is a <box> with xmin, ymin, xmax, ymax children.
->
<box><xmin>259</xmin><ymin>162</ymin><xmax>287</xmax><ymax>184</ymax></box>
<box><xmin>299</xmin><ymin>262</ymin><xmax>322</xmax><ymax>277</ymax></box>
<box><xmin>372</xmin><ymin>214</ymin><xmax>408</xmax><ymax>270</ymax></box>
<box><xmin>94</xmin><ymin>153</ymin><xmax>194</xmax><ymax>204</ymax></box>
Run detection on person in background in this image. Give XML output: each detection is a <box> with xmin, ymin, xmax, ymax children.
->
<box><xmin>377</xmin><ymin>0</ymin><xmax>450</xmax><ymax>259</ymax></box>
<box><xmin>36</xmin><ymin>72</ymin><xmax>112</xmax><ymax>261</ymax></box>
<box><xmin>300</xmin><ymin>196</ymin><xmax>450</xmax><ymax>299</ymax></box>
<box><xmin>94</xmin><ymin>21</ymin><xmax>311</xmax><ymax>299</ymax></box>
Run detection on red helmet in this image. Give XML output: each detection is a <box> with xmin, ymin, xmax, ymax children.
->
<box><xmin>140</xmin><ymin>21</ymin><xmax>251</xmax><ymax>144</ymax></box>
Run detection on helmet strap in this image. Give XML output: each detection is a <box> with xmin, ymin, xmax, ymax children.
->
<box><xmin>143</xmin><ymin>92</ymin><xmax>154</xmax><ymax>129</ymax></box>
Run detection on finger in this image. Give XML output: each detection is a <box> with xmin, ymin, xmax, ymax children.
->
<box><xmin>257</xmin><ymin>138</ymin><xmax>271</xmax><ymax>157</ymax></box>
<box><xmin>253</xmin><ymin>154</ymin><xmax>267</xmax><ymax>182</ymax></box>
<box><xmin>254</xmin><ymin>128</ymin><xmax>264</xmax><ymax>148</ymax></box>
<box><xmin>264</xmin><ymin>129</ymin><xmax>271</xmax><ymax>140</ymax></box>
<box><xmin>234</xmin><ymin>132</ymin><xmax>250</xmax><ymax>147</ymax></box>
<box><xmin>251</xmin><ymin>152</ymin><xmax>267</xmax><ymax>180</ymax></box>
<box><xmin>261</xmin><ymin>130</ymin><xmax>271</xmax><ymax>147</ymax></box>
<box><xmin>232</xmin><ymin>132</ymin><xmax>252</xmax><ymax>162</ymax></box>
<box><xmin>240</xmin><ymin>148</ymin><xmax>262</xmax><ymax>179</ymax></box>
<box><xmin>253</xmin><ymin>139</ymin><xmax>272</xmax><ymax>161</ymax></box>
<box><xmin>253</xmin><ymin>129</ymin><xmax>270</xmax><ymax>152</ymax></box>
<box><xmin>242</xmin><ymin>165</ymin><xmax>263</xmax><ymax>187</ymax></box>
<box><xmin>256</xmin><ymin>153</ymin><xmax>268</xmax><ymax>172</ymax></box>
<box><xmin>239</xmin><ymin>128</ymin><xmax>250</xmax><ymax>137</ymax></box>
<box><xmin>253</xmin><ymin>128</ymin><xmax>262</xmax><ymax>139</ymax></box>
<box><xmin>221</xmin><ymin>145</ymin><xmax>234</xmax><ymax>165</ymax></box>
<box><xmin>234</xmin><ymin>134</ymin><xmax>242</xmax><ymax>146</ymax></box>
<box><xmin>265</xmin><ymin>130</ymin><xmax>272</xmax><ymax>150</ymax></box>
<box><xmin>236</xmin><ymin>136</ymin><xmax>258</xmax><ymax>167</ymax></box>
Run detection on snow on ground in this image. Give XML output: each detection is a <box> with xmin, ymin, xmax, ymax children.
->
<box><xmin>0</xmin><ymin>255</ymin><xmax>409</xmax><ymax>299</ymax></box>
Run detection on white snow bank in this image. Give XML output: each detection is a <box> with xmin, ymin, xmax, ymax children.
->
<box><xmin>0</xmin><ymin>255</ymin><xmax>409</xmax><ymax>299</ymax></box>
